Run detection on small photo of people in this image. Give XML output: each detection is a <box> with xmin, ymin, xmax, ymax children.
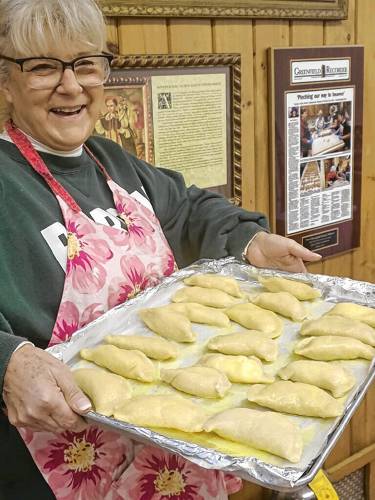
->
<box><xmin>300</xmin><ymin>160</ymin><xmax>324</xmax><ymax>195</ymax></box>
<box><xmin>323</xmin><ymin>155</ymin><xmax>351</xmax><ymax>189</ymax></box>
<box><xmin>288</xmin><ymin>106</ymin><xmax>299</xmax><ymax>118</ymax></box>
<box><xmin>300</xmin><ymin>102</ymin><xmax>352</xmax><ymax>159</ymax></box>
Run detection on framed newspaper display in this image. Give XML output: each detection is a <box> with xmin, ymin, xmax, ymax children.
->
<box><xmin>95</xmin><ymin>53</ymin><xmax>242</xmax><ymax>205</ymax></box>
<box><xmin>269</xmin><ymin>46</ymin><xmax>364</xmax><ymax>257</ymax></box>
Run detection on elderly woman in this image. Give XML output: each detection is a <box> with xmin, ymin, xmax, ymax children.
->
<box><xmin>0</xmin><ymin>1</ymin><xmax>321</xmax><ymax>498</ymax></box>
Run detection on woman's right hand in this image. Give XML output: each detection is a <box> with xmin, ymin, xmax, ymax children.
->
<box><xmin>3</xmin><ymin>344</ymin><xmax>92</xmax><ymax>433</ymax></box>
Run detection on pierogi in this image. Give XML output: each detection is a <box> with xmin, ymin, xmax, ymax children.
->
<box><xmin>114</xmin><ymin>394</ymin><xmax>208</xmax><ymax>432</ymax></box>
<box><xmin>247</xmin><ymin>380</ymin><xmax>343</xmax><ymax>418</ymax></box>
<box><xmin>73</xmin><ymin>368</ymin><xmax>132</xmax><ymax>417</ymax></box>
<box><xmin>161</xmin><ymin>366</ymin><xmax>231</xmax><ymax>398</ymax></box>
<box><xmin>204</xmin><ymin>407</ymin><xmax>303</xmax><ymax>463</ymax></box>
<box><xmin>105</xmin><ymin>334</ymin><xmax>178</xmax><ymax>360</ymax></box>
<box><xmin>225</xmin><ymin>303</ymin><xmax>283</xmax><ymax>336</ymax></box>
<box><xmin>165</xmin><ymin>302</ymin><xmax>230</xmax><ymax>328</ymax></box>
<box><xmin>327</xmin><ymin>302</ymin><xmax>375</xmax><ymax>328</ymax></box>
<box><xmin>184</xmin><ymin>273</ymin><xmax>243</xmax><ymax>297</ymax></box>
<box><xmin>172</xmin><ymin>286</ymin><xmax>243</xmax><ymax>309</ymax></box>
<box><xmin>80</xmin><ymin>345</ymin><xmax>156</xmax><ymax>382</ymax></box>
<box><xmin>259</xmin><ymin>275</ymin><xmax>321</xmax><ymax>300</ymax></box>
<box><xmin>139</xmin><ymin>307</ymin><xmax>196</xmax><ymax>342</ymax></box>
<box><xmin>294</xmin><ymin>336</ymin><xmax>375</xmax><ymax>361</ymax></box>
<box><xmin>197</xmin><ymin>353</ymin><xmax>274</xmax><ymax>384</ymax></box>
<box><xmin>252</xmin><ymin>291</ymin><xmax>307</xmax><ymax>322</ymax></box>
<box><xmin>207</xmin><ymin>331</ymin><xmax>278</xmax><ymax>362</ymax></box>
<box><xmin>300</xmin><ymin>315</ymin><xmax>375</xmax><ymax>346</ymax></box>
<box><xmin>278</xmin><ymin>360</ymin><xmax>355</xmax><ymax>398</ymax></box>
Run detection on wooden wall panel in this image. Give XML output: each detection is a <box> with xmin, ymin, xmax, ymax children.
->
<box><xmin>106</xmin><ymin>17</ymin><xmax>119</xmax><ymax>52</ymax></box>
<box><xmin>324</xmin><ymin>425</ymin><xmax>352</xmax><ymax>469</ymax></box>
<box><xmin>352</xmin><ymin>0</ymin><xmax>375</xmax><ymax>284</ymax></box>
<box><xmin>320</xmin><ymin>0</ymin><xmax>355</xmax><ymax>279</ymax></box>
<box><xmin>213</xmin><ymin>20</ymin><xmax>255</xmax><ymax>210</ymax></box>
<box><xmin>168</xmin><ymin>19</ymin><xmax>212</xmax><ymax>53</ymax></box>
<box><xmin>323</xmin><ymin>0</ymin><xmax>355</xmax><ymax>45</ymax></box>
<box><xmin>253</xmin><ymin>21</ymin><xmax>289</xmax><ymax>217</ymax></box>
<box><xmin>350</xmin><ymin>0</ymin><xmax>375</xmax><ymax>476</ymax></box>
<box><xmin>118</xmin><ymin>18</ymin><xmax>168</xmax><ymax>54</ymax></box>
<box><xmin>290</xmin><ymin>20</ymin><xmax>324</xmax><ymax>47</ymax></box>
<box><xmin>230</xmin><ymin>481</ymin><xmax>264</xmax><ymax>500</ymax></box>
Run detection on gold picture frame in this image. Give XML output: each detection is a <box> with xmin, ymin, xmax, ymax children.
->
<box><xmin>96</xmin><ymin>53</ymin><xmax>242</xmax><ymax>204</ymax></box>
<box><xmin>99</xmin><ymin>0</ymin><xmax>348</xmax><ymax>20</ymax></box>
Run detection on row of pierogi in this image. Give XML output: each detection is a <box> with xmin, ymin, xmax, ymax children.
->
<box><xmin>72</xmin><ymin>273</ymin><xmax>375</xmax><ymax>464</ymax></box>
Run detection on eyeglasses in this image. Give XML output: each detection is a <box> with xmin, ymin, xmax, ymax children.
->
<box><xmin>0</xmin><ymin>53</ymin><xmax>113</xmax><ymax>89</ymax></box>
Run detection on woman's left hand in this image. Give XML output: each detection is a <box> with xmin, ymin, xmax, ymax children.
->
<box><xmin>246</xmin><ymin>232</ymin><xmax>321</xmax><ymax>273</ymax></box>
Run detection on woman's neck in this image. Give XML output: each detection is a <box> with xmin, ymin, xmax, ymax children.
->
<box><xmin>0</xmin><ymin>128</ymin><xmax>84</xmax><ymax>157</ymax></box>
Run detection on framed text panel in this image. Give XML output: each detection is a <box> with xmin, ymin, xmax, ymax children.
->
<box><xmin>95</xmin><ymin>53</ymin><xmax>242</xmax><ymax>204</ymax></box>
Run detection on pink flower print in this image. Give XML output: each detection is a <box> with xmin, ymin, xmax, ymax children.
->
<box><xmin>104</xmin><ymin>194</ymin><xmax>156</xmax><ymax>251</ymax></box>
<box><xmin>143</xmin><ymin>251</ymin><xmax>175</xmax><ymax>289</ymax></box>
<box><xmin>81</xmin><ymin>303</ymin><xmax>106</xmax><ymax>326</ymax></box>
<box><xmin>51</xmin><ymin>302</ymin><xmax>105</xmax><ymax>346</ymax></box>
<box><xmin>108</xmin><ymin>255</ymin><xmax>150</xmax><ymax>309</ymax></box>
<box><xmin>18</xmin><ymin>427</ymin><xmax>34</xmax><ymax>446</ymax></box>
<box><xmin>126</xmin><ymin>446</ymin><xmax>205</xmax><ymax>500</ymax></box>
<box><xmin>163</xmin><ymin>251</ymin><xmax>177</xmax><ymax>276</ymax></box>
<box><xmin>66</xmin><ymin>219</ymin><xmax>113</xmax><ymax>294</ymax></box>
<box><xmin>135</xmin><ymin>198</ymin><xmax>157</xmax><ymax>222</ymax></box>
<box><xmin>52</xmin><ymin>301</ymin><xmax>80</xmax><ymax>345</ymax></box>
<box><xmin>223</xmin><ymin>473</ymin><xmax>242</xmax><ymax>495</ymax></box>
<box><xmin>36</xmin><ymin>426</ymin><xmax>129</xmax><ymax>500</ymax></box>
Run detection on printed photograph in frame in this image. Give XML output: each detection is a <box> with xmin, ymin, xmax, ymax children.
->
<box><xmin>268</xmin><ymin>45</ymin><xmax>364</xmax><ymax>258</ymax></box>
<box><xmin>99</xmin><ymin>0</ymin><xmax>348</xmax><ymax>20</ymax></box>
<box><xmin>95</xmin><ymin>53</ymin><xmax>242</xmax><ymax>205</ymax></box>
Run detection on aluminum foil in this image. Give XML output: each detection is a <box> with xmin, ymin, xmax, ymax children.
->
<box><xmin>47</xmin><ymin>257</ymin><xmax>375</xmax><ymax>491</ymax></box>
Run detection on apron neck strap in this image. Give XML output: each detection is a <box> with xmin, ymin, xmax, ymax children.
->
<box><xmin>5</xmin><ymin>121</ymin><xmax>110</xmax><ymax>213</ymax></box>
<box><xmin>83</xmin><ymin>144</ymin><xmax>111</xmax><ymax>181</ymax></box>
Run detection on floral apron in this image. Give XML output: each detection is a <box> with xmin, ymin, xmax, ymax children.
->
<box><xmin>6</xmin><ymin>122</ymin><xmax>242</xmax><ymax>500</ymax></box>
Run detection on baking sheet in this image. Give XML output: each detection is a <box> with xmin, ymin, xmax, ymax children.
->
<box><xmin>47</xmin><ymin>257</ymin><xmax>375</xmax><ymax>491</ymax></box>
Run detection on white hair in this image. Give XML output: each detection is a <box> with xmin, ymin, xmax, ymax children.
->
<box><xmin>0</xmin><ymin>0</ymin><xmax>108</xmax><ymax>125</ymax></box>
<box><xmin>0</xmin><ymin>0</ymin><xmax>107</xmax><ymax>58</ymax></box>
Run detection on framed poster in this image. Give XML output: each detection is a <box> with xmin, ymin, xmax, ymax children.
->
<box><xmin>99</xmin><ymin>0</ymin><xmax>348</xmax><ymax>20</ymax></box>
<box><xmin>269</xmin><ymin>46</ymin><xmax>364</xmax><ymax>257</ymax></box>
<box><xmin>95</xmin><ymin>53</ymin><xmax>242</xmax><ymax>204</ymax></box>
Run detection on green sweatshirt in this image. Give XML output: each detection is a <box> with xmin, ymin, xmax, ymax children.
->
<box><xmin>0</xmin><ymin>135</ymin><xmax>268</xmax><ymax>485</ymax></box>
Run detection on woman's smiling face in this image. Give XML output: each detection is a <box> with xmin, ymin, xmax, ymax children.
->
<box><xmin>1</xmin><ymin>45</ymin><xmax>104</xmax><ymax>151</ymax></box>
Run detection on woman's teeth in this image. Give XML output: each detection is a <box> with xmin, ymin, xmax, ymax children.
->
<box><xmin>51</xmin><ymin>106</ymin><xmax>84</xmax><ymax>115</ymax></box>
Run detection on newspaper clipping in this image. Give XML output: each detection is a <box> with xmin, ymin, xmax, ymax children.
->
<box><xmin>152</xmin><ymin>73</ymin><xmax>227</xmax><ymax>189</ymax></box>
<box><xmin>271</xmin><ymin>46</ymin><xmax>363</xmax><ymax>256</ymax></box>
<box><xmin>286</xmin><ymin>87</ymin><xmax>353</xmax><ymax>236</ymax></box>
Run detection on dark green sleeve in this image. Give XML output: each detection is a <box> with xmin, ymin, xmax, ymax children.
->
<box><xmin>0</xmin><ymin>314</ymin><xmax>25</xmax><ymax>395</ymax></box>
<box><xmin>133</xmin><ymin>161</ymin><xmax>269</xmax><ymax>267</ymax></box>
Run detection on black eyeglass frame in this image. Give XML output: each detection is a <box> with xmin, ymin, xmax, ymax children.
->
<box><xmin>0</xmin><ymin>53</ymin><xmax>114</xmax><ymax>73</ymax></box>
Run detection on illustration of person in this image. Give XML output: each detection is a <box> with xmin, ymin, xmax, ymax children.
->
<box><xmin>136</xmin><ymin>142</ymin><xmax>146</xmax><ymax>160</ymax></box>
<box><xmin>95</xmin><ymin>96</ymin><xmax>123</xmax><ymax>145</ymax></box>
<box><xmin>131</xmin><ymin>99</ymin><xmax>145</xmax><ymax>143</ymax></box>
<box><xmin>117</xmin><ymin>96</ymin><xmax>137</xmax><ymax>156</ymax></box>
